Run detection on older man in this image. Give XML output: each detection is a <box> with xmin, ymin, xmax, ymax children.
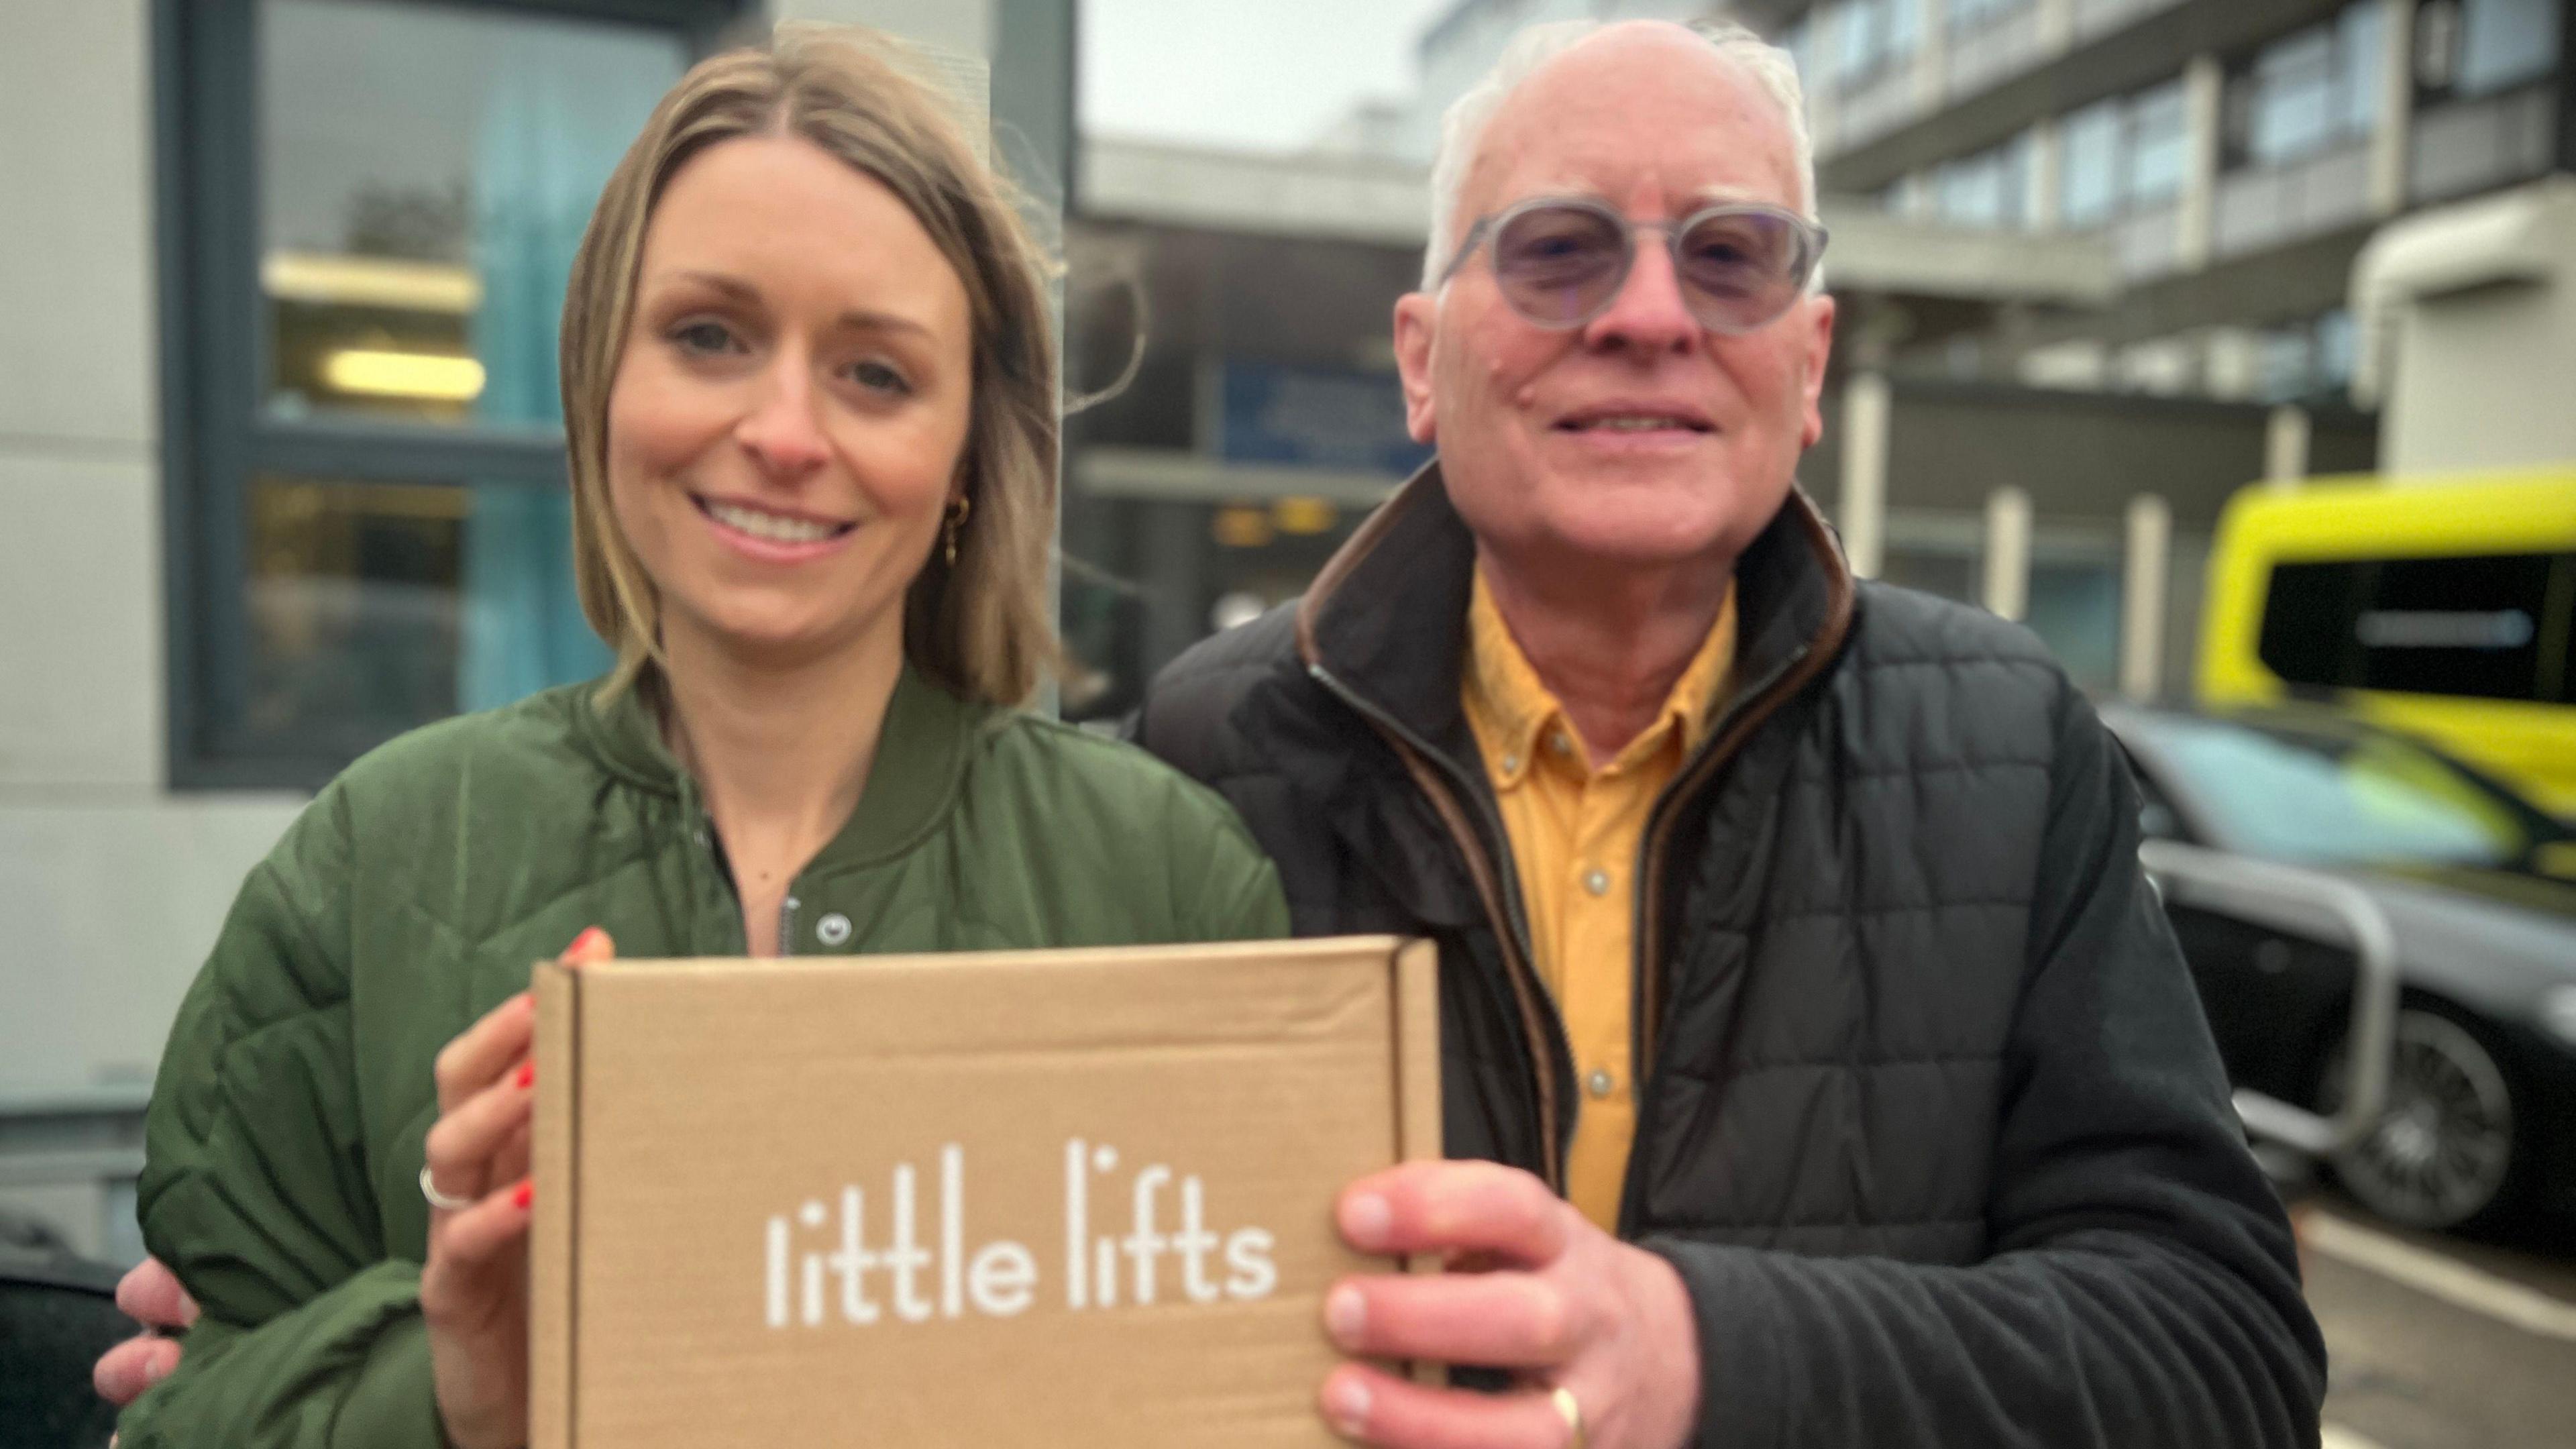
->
<box><xmin>1136</xmin><ymin>19</ymin><xmax>2324</xmax><ymax>1449</ymax></box>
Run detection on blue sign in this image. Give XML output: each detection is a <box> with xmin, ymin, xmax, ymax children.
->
<box><xmin>1215</xmin><ymin>361</ymin><xmax>1433</xmax><ymax>476</ymax></box>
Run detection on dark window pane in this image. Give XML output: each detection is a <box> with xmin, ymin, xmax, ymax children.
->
<box><xmin>2356</xmin><ymin>552</ymin><xmax>2553</xmax><ymax>699</ymax></box>
<box><xmin>260</xmin><ymin>0</ymin><xmax>687</xmax><ymax>429</ymax></box>
<box><xmin>240</xmin><ymin>476</ymin><xmax>608</xmax><ymax>759</ymax></box>
<box><xmin>2259</xmin><ymin>559</ymin><xmax>2369</xmax><ymax>691</ymax></box>
<box><xmin>2027</xmin><ymin>560</ymin><xmax>2122</xmax><ymax>691</ymax></box>
<box><xmin>246</xmin><ymin>476</ymin><xmax>466</xmax><ymax>751</ymax></box>
<box><xmin>2259</xmin><ymin>553</ymin><xmax>2561</xmax><ymax>702</ymax></box>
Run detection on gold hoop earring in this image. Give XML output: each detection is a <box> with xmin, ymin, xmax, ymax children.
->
<box><xmin>943</xmin><ymin>494</ymin><xmax>972</xmax><ymax>566</ymax></box>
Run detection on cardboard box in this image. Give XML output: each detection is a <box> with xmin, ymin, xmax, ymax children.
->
<box><xmin>530</xmin><ymin>936</ymin><xmax>1439</xmax><ymax>1447</ymax></box>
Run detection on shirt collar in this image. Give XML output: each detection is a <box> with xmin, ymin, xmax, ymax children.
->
<box><xmin>1461</xmin><ymin>567</ymin><xmax>1738</xmax><ymax>786</ymax></box>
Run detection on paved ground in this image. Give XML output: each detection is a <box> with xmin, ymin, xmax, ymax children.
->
<box><xmin>2296</xmin><ymin>1196</ymin><xmax>2576</xmax><ymax>1449</ymax></box>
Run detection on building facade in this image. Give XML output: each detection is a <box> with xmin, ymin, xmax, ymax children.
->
<box><xmin>0</xmin><ymin>0</ymin><xmax>1069</xmax><ymax>1261</ymax></box>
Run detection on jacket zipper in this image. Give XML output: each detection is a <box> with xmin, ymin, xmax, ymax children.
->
<box><xmin>778</xmin><ymin>893</ymin><xmax>800</xmax><ymax>959</ymax></box>
<box><xmin>1614</xmin><ymin>640</ymin><xmax>1822</xmax><ymax>1236</ymax></box>
<box><xmin>1308</xmin><ymin>662</ymin><xmax>1573</xmax><ymax>1191</ymax></box>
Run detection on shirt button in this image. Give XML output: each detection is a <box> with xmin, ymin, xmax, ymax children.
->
<box><xmin>1582</xmin><ymin>867</ymin><xmax>1611</xmax><ymax>896</ymax></box>
<box><xmin>1586</xmin><ymin>1068</ymin><xmax>1617</xmax><ymax>1099</ymax></box>
<box><xmin>816</xmin><ymin>912</ymin><xmax>853</xmax><ymax>947</ymax></box>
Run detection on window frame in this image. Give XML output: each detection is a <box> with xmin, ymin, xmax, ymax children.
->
<box><xmin>155</xmin><ymin>0</ymin><xmax>751</xmax><ymax>790</ymax></box>
<box><xmin>1947</xmin><ymin>0</ymin><xmax>2036</xmax><ymax>39</ymax></box>
<box><xmin>157</xmin><ymin>0</ymin><xmax>1075</xmax><ymax>786</ymax></box>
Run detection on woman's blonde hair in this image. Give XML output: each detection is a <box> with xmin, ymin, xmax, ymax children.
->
<box><xmin>561</xmin><ymin>23</ymin><xmax>1060</xmax><ymax>705</ymax></box>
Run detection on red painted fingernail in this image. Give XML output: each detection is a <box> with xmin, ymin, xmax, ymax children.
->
<box><xmin>567</xmin><ymin>926</ymin><xmax>607</xmax><ymax>959</ymax></box>
<box><xmin>516</xmin><ymin>1061</ymin><xmax>535</xmax><ymax>1090</ymax></box>
<box><xmin>513</xmin><ymin>1180</ymin><xmax>533</xmax><ymax>1211</ymax></box>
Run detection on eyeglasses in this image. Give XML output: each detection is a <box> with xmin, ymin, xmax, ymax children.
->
<box><xmin>1436</xmin><ymin>197</ymin><xmax>1829</xmax><ymax>335</ymax></box>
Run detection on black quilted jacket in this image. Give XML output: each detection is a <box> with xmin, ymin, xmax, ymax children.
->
<box><xmin>1136</xmin><ymin>468</ymin><xmax>2326</xmax><ymax>1448</ymax></box>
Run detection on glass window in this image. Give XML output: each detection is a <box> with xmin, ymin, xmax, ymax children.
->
<box><xmin>2061</xmin><ymin>99</ymin><xmax>2123</xmax><ymax>227</ymax></box>
<box><xmin>2138</xmin><ymin>716</ymin><xmax>2542</xmax><ymax>868</ymax></box>
<box><xmin>2249</xmin><ymin>28</ymin><xmax>2339</xmax><ymax>163</ymax></box>
<box><xmin>2259</xmin><ymin>553</ymin><xmax>2571</xmax><ymax>704</ymax></box>
<box><xmin>1887</xmin><ymin>0</ymin><xmax>1923</xmax><ymax>57</ymax></box>
<box><xmin>2241</xmin><ymin>2</ymin><xmax>2388</xmax><ymax>167</ymax></box>
<box><xmin>164</xmin><ymin>0</ymin><xmax>751</xmax><ymax>784</ymax></box>
<box><xmin>1833</xmin><ymin>0</ymin><xmax>1921</xmax><ymax>85</ymax></box>
<box><xmin>1949</xmin><ymin>0</ymin><xmax>2034</xmax><ymax>34</ymax></box>
<box><xmin>248</xmin><ymin>476</ymin><xmax>468</xmax><ymax>752</ymax></box>
<box><xmin>1932</xmin><ymin>132</ymin><xmax>2040</xmax><ymax>230</ymax></box>
<box><xmin>2125</xmin><ymin>81</ymin><xmax>2189</xmax><ymax>205</ymax></box>
<box><xmin>1836</xmin><ymin>0</ymin><xmax>1888</xmax><ymax>83</ymax></box>
<box><xmin>2457</xmin><ymin>0</ymin><xmax>2563</xmax><ymax>95</ymax></box>
<box><xmin>2027</xmin><ymin>560</ymin><xmax>2122</xmax><ymax>691</ymax></box>
<box><xmin>262</xmin><ymin>0</ymin><xmax>688</xmax><ymax>430</ymax></box>
<box><xmin>2340</xmin><ymin>0</ymin><xmax>2386</xmax><ymax>133</ymax></box>
<box><xmin>2316</xmin><ymin>309</ymin><xmax>2359</xmax><ymax>388</ymax></box>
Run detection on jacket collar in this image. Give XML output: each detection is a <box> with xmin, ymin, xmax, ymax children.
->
<box><xmin>575</xmin><ymin>661</ymin><xmax>994</xmax><ymax>870</ymax></box>
<box><xmin>1296</xmin><ymin>459</ymin><xmax>1856</xmax><ymax>765</ymax></box>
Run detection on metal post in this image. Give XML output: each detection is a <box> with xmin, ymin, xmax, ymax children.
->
<box><xmin>2120</xmin><ymin>493</ymin><xmax>2171</xmax><ymax>700</ymax></box>
<box><xmin>2178</xmin><ymin>54</ymin><xmax>2223</xmax><ymax>272</ymax></box>
<box><xmin>2028</xmin><ymin>116</ymin><xmax>2064</xmax><ymax>231</ymax></box>
<box><xmin>2139</xmin><ymin>840</ymin><xmax>2402</xmax><ymax>1160</ymax></box>
<box><xmin>1839</xmin><ymin>372</ymin><xmax>1891</xmax><ymax>579</ymax></box>
<box><xmin>2370</xmin><ymin>0</ymin><xmax>2418</xmax><ymax>215</ymax></box>
<box><xmin>2265</xmin><ymin>405</ymin><xmax>2312</xmax><ymax>484</ymax></box>
<box><xmin>1982</xmin><ymin>486</ymin><xmax>2031</xmax><ymax>622</ymax></box>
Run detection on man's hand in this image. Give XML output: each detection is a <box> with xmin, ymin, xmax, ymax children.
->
<box><xmin>1317</xmin><ymin>1161</ymin><xmax>1703</xmax><ymax>1449</ymax></box>
<box><xmin>95</xmin><ymin>1257</ymin><xmax>199</xmax><ymax>1405</ymax></box>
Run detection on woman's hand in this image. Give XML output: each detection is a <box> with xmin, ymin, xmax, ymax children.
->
<box><xmin>95</xmin><ymin>1257</ymin><xmax>199</xmax><ymax>1405</ymax></box>
<box><xmin>420</xmin><ymin>927</ymin><xmax>612</xmax><ymax>1449</ymax></box>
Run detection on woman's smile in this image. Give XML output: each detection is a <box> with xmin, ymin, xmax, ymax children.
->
<box><xmin>692</xmin><ymin>492</ymin><xmax>863</xmax><ymax>563</ymax></box>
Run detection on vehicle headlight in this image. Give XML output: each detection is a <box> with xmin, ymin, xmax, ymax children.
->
<box><xmin>2542</xmin><ymin>985</ymin><xmax>2576</xmax><ymax>1050</ymax></box>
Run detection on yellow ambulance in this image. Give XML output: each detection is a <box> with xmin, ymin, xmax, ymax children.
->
<box><xmin>2197</xmin><ymin>470</ymin><xmax>2576</xmax><ymax>819</ymax></box>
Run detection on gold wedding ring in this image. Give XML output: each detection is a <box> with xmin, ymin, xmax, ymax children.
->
<box><xmin>1550</xmin><ymin>1386</ymin><xmax>1588</xmax><ymax>1449</ymax></box>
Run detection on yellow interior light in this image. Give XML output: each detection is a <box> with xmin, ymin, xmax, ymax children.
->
<box><xmin>1271</xmin><ymin>497</ymin><xmax>1338</xmax><ymax>535</ymax></box>
<box><xmin>322</xmin><ymin>349</ymin><xmax>486</xmax><ymax>402</ymax></box>
<box><xmin>264</xmin><ymin>251</ymin><xmax>482</xmax><ymax>313</ymax></box>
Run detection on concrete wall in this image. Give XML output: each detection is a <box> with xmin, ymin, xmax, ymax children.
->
<box><xmin>0</xmin><ymin>0</ymin><xmax>311</xmax><ymax>1103</ymax></box>
<box><xmin>2385</xmin><ymin>275</ymin><xmax>2576</xmax><ymax>474</ymax></box>
<box><xmin>0</xmin><ymin>0</ymin><xmax>307</xmax><ymax>1258</ymax></box>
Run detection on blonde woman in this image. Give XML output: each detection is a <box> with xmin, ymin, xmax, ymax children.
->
<box><xmin>109</xmin><ymin>28</ymin><xmax>1285</xmax><ymax>1449</ymax></box>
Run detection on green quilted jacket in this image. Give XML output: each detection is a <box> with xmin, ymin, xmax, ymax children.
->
<box><xmin>119</xmin><ymin>667</ymin><xmax>1288</xmax><ymax>1448</ymax></box>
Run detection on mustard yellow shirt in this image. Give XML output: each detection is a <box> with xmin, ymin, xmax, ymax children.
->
<box><xmin>1460</xmin><ymin>570</ymin><xmax>1737</xmax><ymax>1232</ymax></box>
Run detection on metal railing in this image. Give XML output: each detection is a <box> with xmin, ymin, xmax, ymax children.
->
<box><xmin>2139</xmin><ymin>838</ymin><xmax>2401</xmax><ymax>1159</ymax></box>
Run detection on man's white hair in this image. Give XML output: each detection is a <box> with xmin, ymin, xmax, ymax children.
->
<box><xmin>1419</xmin><ymin>18</ymin><xmax>1819</xmax><ymax>292</ymax></box>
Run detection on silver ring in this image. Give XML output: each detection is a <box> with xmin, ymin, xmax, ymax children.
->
<box><xmin>419</xmin><ymin>1163</ymin><xmax>476</xmax><ymax>1213</ymax></box>
<box><xmin>1550</xmin><ymin>1386</ymin><xmax>1587</xmax><ymax>1449</ymax></box>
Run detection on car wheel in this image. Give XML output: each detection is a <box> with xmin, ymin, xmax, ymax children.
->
<box><xmin>2323</xmin><ymin>1006</ymin><xmax>2525</xmax><ymax>1231</ymax></box>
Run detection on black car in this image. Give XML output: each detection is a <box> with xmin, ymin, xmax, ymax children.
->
<box><xmin>1</xmin><ymin>1211</ymin><xmax>131</xmax><ymax>1448</ymax></box>
<box><xmin>2103</xmin><ymin>704</ymin><xmax>2576</xmax><ymax>1231</ymax></box>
